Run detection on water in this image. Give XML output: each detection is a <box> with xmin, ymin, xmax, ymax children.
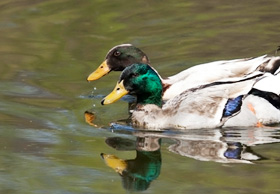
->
<box><xmin>0</xmin><ymin>0</ymin><xmax>280</xmax><ymax>193</ymax></box>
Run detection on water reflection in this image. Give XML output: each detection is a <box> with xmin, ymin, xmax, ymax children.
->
<box><xmin>102</xmin><ymin>136</ymin><xmax>161</xmax><ymax>192</ymax></box>
<box><xmin>100</xmin><ymin>124</ymin><xmax>280</xmax><ymax>192</ymax></box>
<box><xmin>167</xmin><ymin>136</ymin><xmax>261</xmax><ymax>163</ymax></box>
<box><xmin>133</xmin><ymin>127</ymin><xmax>279</xmax><ymax>163</ymax></box>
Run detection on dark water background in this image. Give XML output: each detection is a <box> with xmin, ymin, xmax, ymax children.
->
<box><xmin>1</xmin><ymin>0</ymin><xmax>280</xmax><ymax>193</ymax></box>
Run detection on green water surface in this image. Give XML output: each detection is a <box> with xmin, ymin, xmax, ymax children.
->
<box><xmin>0</xmin><ymin>0</ymin><xmax>280</xmax><ymax>193</ymax></box>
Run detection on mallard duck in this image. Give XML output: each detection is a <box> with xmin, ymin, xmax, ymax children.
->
<box><xmin>101</xmin><ymin>63</ymin><xmax>280</xmax><ymax>130</ymax></box>
<box><xmin>87</xmin><ymin>44</ymin><xmax>280</xmax><ymax>100</ymax></box>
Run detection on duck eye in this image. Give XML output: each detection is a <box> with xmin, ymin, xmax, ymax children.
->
<box><xmin>114</xmin><ymin>51</ymin><xmax>121</xmax><ymax>57</ymax></box>
<box><xmin>131</xmin><ymin>73</ymin><xmax>139</xmax><ymax>78</ymax></box>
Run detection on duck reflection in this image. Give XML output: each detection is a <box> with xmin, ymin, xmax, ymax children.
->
<box><xmin>99</xmin><ymin>123</ymin><xmax>280</xmax><ymax>191</ymax></box>
<box><xmin>101</xmin><ymin>136</ymin><xmax>161</xmax><ymax>192</ymax></box>
<box><xmin>134</xmin><ymin>128</ymin><xmax>276</xmax><ymax>164</ymax></box>
<box><xmin>168</xmin><ymin>138</ymin><xmax>261</xmax><ymax>163</ymax></box>
<box><xmin>84</xmin><ymin>110</ymin><xmax>280</xmax><ymax>191</ymax></box>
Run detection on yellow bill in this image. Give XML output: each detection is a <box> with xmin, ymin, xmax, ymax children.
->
<box><xmin>84</xmin><ymin>111</ymin><xmax>98</xmax><ymax>127</ymax></box>
<box><xmin>101</xmin><ymin>153</ymin><xmax>127</xmax><ymax>174</ymax></box>
<box><xmin>102</xmin><ymin>80</ymin><xmax>128</xmax><ymax>105</ymax></box>
<box><xmin>87</xmin><ymin>60</ymin><xmax>110</xmax><ymax>81</ymax></box>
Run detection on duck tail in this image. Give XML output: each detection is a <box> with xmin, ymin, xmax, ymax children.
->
<box><xmin>257</xmin><ymin>57</ymin><xmax>280</xmax><ymax>74</ymax></box>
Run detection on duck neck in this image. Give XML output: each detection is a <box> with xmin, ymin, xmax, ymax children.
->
<box><xmin>137</xmin><ymin>91</ymin><xmax>162</xmax><ymax>107</ymax></box>
<box><xmin>136</xmin><ymin>77</ymin><xmax>163</xmax><ymax>107</ymax></box>
<box><xmin>124</xmin><ymin>63</ymin><xmax>163</xmax><ymax>107</ymax></box>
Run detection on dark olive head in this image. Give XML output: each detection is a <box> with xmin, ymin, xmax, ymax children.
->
<box><xmin>105</xmin><ymin>44</ymin><xmax>150</xmax><ymax>71</ymax></box>
<box><xmin>87</xmin><ymin>44</ymin><xmax>150</xmax><ymax>81</ymax></box>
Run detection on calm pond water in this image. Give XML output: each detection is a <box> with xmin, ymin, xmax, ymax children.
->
<box><xmin>1</xmin><ymin>0</ymin><xmax>280</xmax><ymax>193</ymax></box>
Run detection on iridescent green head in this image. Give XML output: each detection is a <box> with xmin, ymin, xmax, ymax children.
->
<box><xmin>102</xmin><ymin>63</ymin><xmax>163</xmax><ymax>106</ymax></box>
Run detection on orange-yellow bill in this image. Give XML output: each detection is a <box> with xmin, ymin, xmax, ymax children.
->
<box><xmin>101</xmin><ymin>80</ymin><xmax>128</xmax><ymax>105</ymax></box>
<box><xmin>87</xmin><ymin>60</ymin><xmax>110</xmax><ymax>81</ymax></box>
<box><xmin>101</xmin><ymin>153</ymin><xmax>127</xmax><ymax>174</ymax></box>
<box><xmin>84</xmin><ymin>111</ymin><xmax>98</xmax><ymax>127</ymax></box>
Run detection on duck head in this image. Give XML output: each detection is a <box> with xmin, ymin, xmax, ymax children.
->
<box><xmin>87</xmin><ymin>44</ymin><xmax>150</xmax><ymax>81</ymax></box>
<box><xmin>101</xmin><ymin>63</ymin><xmax>163</xmax><ymax>106</ymax></box>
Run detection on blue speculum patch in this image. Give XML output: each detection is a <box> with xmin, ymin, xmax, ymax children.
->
<box><xmin>223</xmin><ymin>95</ymin><xmax>244</xmax><ymax>117</ymax></box>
